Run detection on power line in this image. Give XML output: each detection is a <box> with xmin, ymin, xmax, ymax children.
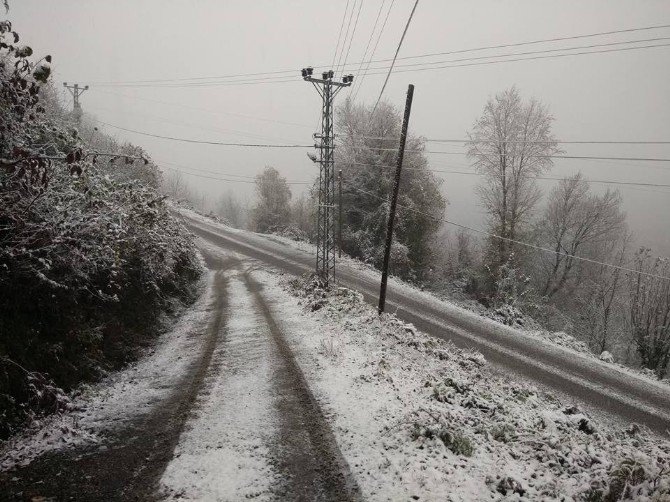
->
<box><xmin>157</xmin><ymin>158</ymin><xmax>309</xmax><ymax>183</ymax></box>
<box><xmin>86</xmin><ymin>103</ymin><xmax>302</xmax><ymax>144</ymax></box>
<box><xmin>341</xmin><ymin>0</ymin><xmax>365</xmax><ymax>77</ymax></box>
<box><xmin>89</xmin><ymin>39</ymin><xmax>670</xmax><ymax>90</ymax></box>
<box><xmin>161</xmin><ymin>165</ymin><xmax>256</xmax><ymax>184</ymax></box>
<box><xmin>94</xmin><ymin>112</ymin><xmax>670</xmax><ymax>169</ymax></box>
<box><xmin>426</xmin><ymin>138</ymin><xmax>670</xmax><ymax>145</ymax></box>
<box><xmin>88</xmin><ymin>37</ymin><xmax>668</xmax><ymax>90</ymax></box>
<box><xmin>87</xmin><ymin>69</ymin><xmax>294</xmax><ymax>85</ymax></box>
<box><xmin>347</xmin><ymin>161</ymin><xmax>670</xmax><ymax>189</ymax></box>
<box><xmin>96</xmin><ymin>120</ymin><xmax>313</xmax><ymax>148</ymax></box>
<box><xmin>348</xmin><ymin>185</ymin><xmax>670</xmax><ymax>281</ymax></box>
<box><xmin>90</xmin><ymin>88</ymin><xmax>312</xmax><ymax>128</ymax></box>
<box><xmin>370</xmin><ymin>0</ymin><xmax>419</xmax><ymax>115</ymax></box>
<box><xmin>336</xmin><ymin>0</ymin><xmax>359</xmax><ymax>74</ymax></box>
<box><xmin>157</xmin><ymin>160</ymin><xmax>258</xmax><ymax>179</ymax></box>
<box><xmin>387</xmin><ymin>22</ymin><xmax>670</xmax><ymax>63</ymax></box>
<box><xmin>362</xmin><ymin>42</ymin><xmax>670</xmax><ymax>77</ymax></box>
<box><xmin>92</xmin><ymin>109</ymin><xmax>670</xmax><ymax>164</ymax></box>
<box><xmin>353</xmin><ymin>0</ymin><xmax>395</xmax><ymax>100</ymax></box>
<box><xmin>363</xmin><ymin>135</ymin><xmax>670</xmax><ymax>145</ymax></box>
<box><xmin>331</xmin><ymin>0</ymin><xmax>352</xmax><ymax>70</ymax></box>
<box><xmin>437</xmin><ymin>152</ymin><xmax>670</xmax><ymax>162</ymax></box>
<box><xmin>360</xmin><ymin>36</ymin><xmax>670</xmax><ymax>74</ymax></box>
<box><xmin>351</xmin><ymin>0</ymin><xmax>386</xmax><ymax>100</ymax></box>
<box><xmin>85</xmin><ymin>23</ymin><xmax>670</xmax><ymax>85</ymax></box>
<box><xmin>93</xmin><ymin>76</ymin><xmax>298</xmax><ymax>89</ymax></box>
<box><xmin>342</xmin><ymin>144</ymin><xmax>670</xmax><ymax>162</ymax></box>
<box><xmin>159</xmin><ymin>164</ymin><xmax>311</xmax><ymax>185</ymax></box>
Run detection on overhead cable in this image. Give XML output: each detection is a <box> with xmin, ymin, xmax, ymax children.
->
<box><xmin>349</xmin><ymin>186</ymin><xmax>670</xmax><ymax>281</ymax></box>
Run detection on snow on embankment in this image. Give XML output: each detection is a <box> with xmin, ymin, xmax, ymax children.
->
<box><xmin>0</xmin><ymin>271</ymin><xmax>214</xmax><ymax>471</ymax></box>
<box><xmin>259</xmin><ymin>271</ymin><xmax>670</xmax><ymax>501</ymax></box>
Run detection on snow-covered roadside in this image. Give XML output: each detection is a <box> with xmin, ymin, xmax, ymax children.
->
<box><xmin>0</xmin><ymin>271</ymin><xmax>214</xmax><ymax>472</ymax></box>
<box><xmin>255</xmin><ymin>269</ymin><xmax>670</xmax><ymax>501</ymax></box>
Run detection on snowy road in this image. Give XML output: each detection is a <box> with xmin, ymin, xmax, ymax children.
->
<box><xmin>1</xmin><ymin>245</ymin><xmax>360</xmax><ymax>501</ymax></box>
<box><xmin>160</xmin><ymin>249</ymin><xmax>360</xmax><ymax>500</ymax></box>
<box><xmin>2</xmin><ymin>212</ymin><xmax>668</xmax><ymax>500</ymax></box>
<box><xmin>182</xmin><ymin>212</ymin><xmax>670</xmax><ymax>435</ymax></box>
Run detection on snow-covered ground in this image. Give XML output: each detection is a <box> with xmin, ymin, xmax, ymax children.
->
<box><xmin>258</xmin><ymin>270</ymin><xmax>670</xmax><ymax>501</ymax></box>
<box><xmin>3</xmin><ymin>223</ymin><xmax>669</xmax><ymax>500</ymax></box>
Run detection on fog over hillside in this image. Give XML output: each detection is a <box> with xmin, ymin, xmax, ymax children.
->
<box><xmin>10</xmin><ymin>0</ymin><xmax>670</xmax><ymax>254</ymax></box>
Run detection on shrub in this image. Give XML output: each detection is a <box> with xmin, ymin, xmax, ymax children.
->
<box><xmin>0</xmin><ymin>20</ymin><xmax>202</xmax><ymax>437</ymax></box>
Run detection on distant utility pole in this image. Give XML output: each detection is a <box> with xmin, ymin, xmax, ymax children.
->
<box><xmin>302</xmin><ymin>67</ymin><xmax>353</xmax><ymax>286</ymax></box>
<box><xmin>63</xmin><ymin>82</ymin><xmax>89</xmax><ymax>122</ymax></box>
<box><xmin>338</xmin><ymin>169</ymin><xmax>343</xmax><ymax>259</ymax></box>
<box><xmin>378</xmin><ymin>84</ymin><xmax>415</xmax><ymax>314</ymax></box>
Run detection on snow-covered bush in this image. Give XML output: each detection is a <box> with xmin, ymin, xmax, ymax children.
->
<box><xmin>0</xmin><ymin>21</ymin><xmax>201</xmax><ymax>438</ymax></box>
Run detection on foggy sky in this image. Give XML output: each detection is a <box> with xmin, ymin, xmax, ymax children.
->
<box><xmin>9</xmin><ymin>0</ymin><xmax>670</xmax><ymax>254</ymax></box>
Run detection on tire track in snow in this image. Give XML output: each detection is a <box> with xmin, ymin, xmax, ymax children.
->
<box><xmin>159</xmin><ymin>244</ymin><xmax>360</xmax><ymax>500</ymax></box>
<box><xmin>242</xmin><ymin>269</ymin><xmax>362</xmax><ymax>501</ymax></box>
<box><xmin>160</xmin><ymin>265</ymin><xmax>282</xmax><ymax>499</ymax></box>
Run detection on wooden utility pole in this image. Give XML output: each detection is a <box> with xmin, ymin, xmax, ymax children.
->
<box><xmin>338</xmin><ymin>169</ymin><xmax>343</xmax><ymax>258</ymax></box>
<box><xmin>378</xmin><ymin>84</ymin><xmax>414</xmax><ymax>314</ymax></box>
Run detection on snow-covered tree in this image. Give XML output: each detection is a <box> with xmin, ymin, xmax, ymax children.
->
<box><xmin>335</xmin><ymin>98</ymin><xmax>446</xmax><ymax>281</ymax></box>
<box><xmin>537</xmin><ymin>174</ymin><xmax>626</xmax><ymax>298</ymax></box>
<box><xmin>467</xmin><ymin>87</ymin><xmax>560</xmax><ymax>280</ymax></box>
<box><xmin>0</xmin><ymin>20</ymin><xmax>201</xmax><ymax>437</ymax></box>
<box><xmin>628</xmin><ymin>249</ymin><xmax>670</xmax><ymax>377</ymax></box>
<box><xmin>252</xmin><ymin>166</ymin><xmax>291</xmax><ymax>233</ymax></box>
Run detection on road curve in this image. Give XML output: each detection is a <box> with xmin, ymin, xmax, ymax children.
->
<box><xmin>182</xmin><ymin>213</ymin><xmax>670</xmax><ymax>435</ymax></box>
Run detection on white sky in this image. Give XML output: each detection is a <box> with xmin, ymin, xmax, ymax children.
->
<box><xmin>9</xmin><ymin>0</ymin><xmax>670</xmax><ymax>254</ymax></box>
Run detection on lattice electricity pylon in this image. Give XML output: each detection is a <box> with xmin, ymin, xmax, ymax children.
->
<box><xmin>302</xmin><ymin>67</ymin><xmax>353</xmax><ymax>286</ymax></box>
<box><xmin>63</xmin><ymin>82</ymin><xmax>89</xmax><ymax>123</ymax></box>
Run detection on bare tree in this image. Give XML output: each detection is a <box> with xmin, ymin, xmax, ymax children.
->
<box><xmin>252</xmin><ymin>166</ymin><xmax>291</xmax><ymax>233</ymax></box>
<box><xmin>467</xmin><ymin>87</ymin><xmax>560</xmax><ymax>274</ymax></box>
<box><xmin>573</xmin><ymin>233</ymin><xmax>631</xmax><ymax>355</ymax></box>
<box><xmin>538</xmin><ymin>174</ymin><xmax>625</xmax><ymax>298</ymax></box>
<box><xmin>290</xmin><ymin>193</ymin><xmax>315</xmax><ymax>239</ymax></box>
<box><xmin>217</xmin><ymin>191</ymin><xmax>247</xmax><ymax>228</ymax></box>
<box><xmin>628</xmin><ymin>249</ymin><xmax>670</xmax><ymax>378</ymax></box>
<box><xmin>162</xmin><ymin>171</ymin><xmax>192</xmax><ymax>201</ymax></box>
